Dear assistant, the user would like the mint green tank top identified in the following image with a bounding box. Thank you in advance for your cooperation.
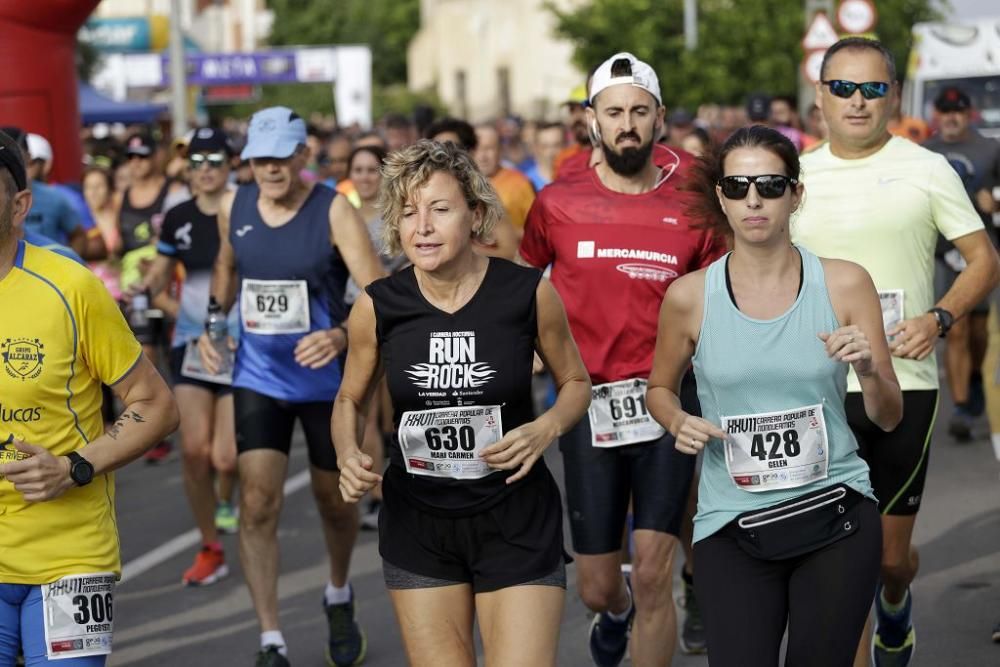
[691,246,874,542]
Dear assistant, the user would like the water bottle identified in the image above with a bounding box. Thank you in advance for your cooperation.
[129,291,150,330]
[205,297,230,374]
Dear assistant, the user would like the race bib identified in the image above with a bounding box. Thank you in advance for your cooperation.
[721,404,828,492]
[42,572,115,660]
[588,379,666,448]
[879,289,904,341]
[240,279,310,335]
[397,405,503,480]
[180,341,233,385]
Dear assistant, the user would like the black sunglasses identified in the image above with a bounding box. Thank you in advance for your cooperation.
[719,175,798,200]
[189,152,227,169]
[822,80,891,100]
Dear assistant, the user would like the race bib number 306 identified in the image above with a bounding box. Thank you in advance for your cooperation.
[721,404,829,492]
[588,379,666,448]
[398,405,503,480]
[241,279,310,335]
[42,572,115,660]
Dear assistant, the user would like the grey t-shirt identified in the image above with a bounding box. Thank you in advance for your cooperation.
[923,128,1000,254]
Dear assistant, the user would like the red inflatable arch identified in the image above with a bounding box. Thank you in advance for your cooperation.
[0,0,101,184]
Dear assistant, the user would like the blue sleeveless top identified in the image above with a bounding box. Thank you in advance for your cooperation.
[691,246,874,542]
[230,183,349,402]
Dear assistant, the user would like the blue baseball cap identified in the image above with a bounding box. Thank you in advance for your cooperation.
[241,106,307,160]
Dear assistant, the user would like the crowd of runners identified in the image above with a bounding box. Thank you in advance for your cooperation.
[1,35,1000,667]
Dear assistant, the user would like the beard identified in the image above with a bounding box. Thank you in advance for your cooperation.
[601,133,655,177]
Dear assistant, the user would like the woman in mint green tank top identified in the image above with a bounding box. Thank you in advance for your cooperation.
[646,126,902,667]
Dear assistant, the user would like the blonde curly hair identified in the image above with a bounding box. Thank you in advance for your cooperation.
[377,139,503,256]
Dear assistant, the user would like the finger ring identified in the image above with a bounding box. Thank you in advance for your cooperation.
[848,335,854,343]
[691,437,698,447]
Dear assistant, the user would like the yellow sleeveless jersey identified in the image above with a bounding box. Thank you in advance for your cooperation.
[1,241,142,584]
[793,137,984,393]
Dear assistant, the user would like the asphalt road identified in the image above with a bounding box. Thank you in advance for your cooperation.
[105,400,1000,667]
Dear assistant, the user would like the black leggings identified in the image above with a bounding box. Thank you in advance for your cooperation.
[694,501,881,667]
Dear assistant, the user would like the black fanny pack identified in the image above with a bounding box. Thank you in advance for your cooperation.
[726,483,869,561]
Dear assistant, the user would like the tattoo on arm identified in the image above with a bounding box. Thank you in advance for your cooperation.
[106,411,144,439]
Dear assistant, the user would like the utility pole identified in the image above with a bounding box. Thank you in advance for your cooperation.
[684,0,698,51]
[800,0,834,117]
[169,0,188,138]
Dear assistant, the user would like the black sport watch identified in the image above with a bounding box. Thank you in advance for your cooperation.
[928,307,954,338]
[66,451,94,486]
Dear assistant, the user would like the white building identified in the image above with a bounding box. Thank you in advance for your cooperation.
[408,0,587,121]
[91,0,273,52]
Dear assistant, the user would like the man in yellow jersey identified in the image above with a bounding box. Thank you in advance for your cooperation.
[793,38,1000,667]
[0,130,179,666]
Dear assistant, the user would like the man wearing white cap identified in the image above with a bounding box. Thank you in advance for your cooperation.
[198,106,384,667]
[521,53,725,667]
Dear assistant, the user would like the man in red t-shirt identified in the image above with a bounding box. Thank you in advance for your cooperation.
[520,52,724,667]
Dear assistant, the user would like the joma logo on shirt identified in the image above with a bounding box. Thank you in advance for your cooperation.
[1,338,45,381]
[405,331,496,390]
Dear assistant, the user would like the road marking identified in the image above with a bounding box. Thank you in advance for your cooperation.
[119,468,313,584]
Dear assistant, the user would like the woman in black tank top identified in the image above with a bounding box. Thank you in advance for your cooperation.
[333,141,590,667]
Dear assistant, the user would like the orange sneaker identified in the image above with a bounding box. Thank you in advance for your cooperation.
[182,545,229,586]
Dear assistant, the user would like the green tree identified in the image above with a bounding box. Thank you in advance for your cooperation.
[268,0,419,87]
[549,0,941,110]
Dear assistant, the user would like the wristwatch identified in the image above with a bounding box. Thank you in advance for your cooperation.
[66,451,94,486]
[928,307,955,338]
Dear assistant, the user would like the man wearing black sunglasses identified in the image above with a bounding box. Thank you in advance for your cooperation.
[794,37,1000,667]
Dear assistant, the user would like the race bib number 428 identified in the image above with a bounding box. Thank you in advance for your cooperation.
[42,572,115,660]
[721,404,829,492]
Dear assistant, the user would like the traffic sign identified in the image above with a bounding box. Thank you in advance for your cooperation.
[801,48,827,84]
[838,0,877,35]
[802,12,838,51]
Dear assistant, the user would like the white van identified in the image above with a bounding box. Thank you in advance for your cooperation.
[903,18,1000,138]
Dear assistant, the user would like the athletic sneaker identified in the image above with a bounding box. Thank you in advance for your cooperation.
[588,576,634,667]
[255,646,290,667]
[678,574,706,654]
[991,621,1000,643]
[873,585,915,667]
[359,499,380,531]
[144,440,173,464]
[324,588,367,666]
[182,545,229,586]
[948,407,973,442]
[215,502,239,534]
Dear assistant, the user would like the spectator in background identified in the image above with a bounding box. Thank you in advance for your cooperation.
[554,83,594,179]
[666,108,696,148]
[26,132,106,261]
[524,121,566,191]
[474,123,536,239]
[383,113,416,152]
[425,117,479,151]
[748,93,803,151]
[772,95,820,150]
[82,165,123,300]
[320,132,352,187]
[355,131,387,150]
[680,126,712,158]
[498,115,535,172]
[923,86,1000,441]
[889,104,930,143]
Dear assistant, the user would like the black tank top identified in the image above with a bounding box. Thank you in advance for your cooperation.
[120,180,171,254]
[367,257,544,516]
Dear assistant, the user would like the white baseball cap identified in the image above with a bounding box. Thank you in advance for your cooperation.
[589,52,662,106]
[27,133,53,164]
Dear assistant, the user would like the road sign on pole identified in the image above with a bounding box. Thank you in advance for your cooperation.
[802,12,838,51]
[837,0,877,34]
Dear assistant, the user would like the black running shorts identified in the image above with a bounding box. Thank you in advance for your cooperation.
[233,387,339,470]
[378,467,568,594]
[845,390,938,515]
[558,373,699,554]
